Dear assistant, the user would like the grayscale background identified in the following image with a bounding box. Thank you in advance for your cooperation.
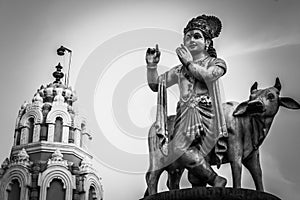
[0,0,300,199]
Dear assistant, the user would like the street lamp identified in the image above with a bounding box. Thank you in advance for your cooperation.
[57,46,72,87]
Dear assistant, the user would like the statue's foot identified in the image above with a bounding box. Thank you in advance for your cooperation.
[213,176,227,187]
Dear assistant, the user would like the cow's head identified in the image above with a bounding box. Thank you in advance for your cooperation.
[233,78,300,117]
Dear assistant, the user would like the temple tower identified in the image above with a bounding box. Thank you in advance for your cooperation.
[0,61,103,200]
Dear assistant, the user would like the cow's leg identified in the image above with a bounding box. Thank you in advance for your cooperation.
[167,167,184,190]
[243,150,264,191]
[230,157,242,188]
[228,138,243,188]
[144,169,164,196]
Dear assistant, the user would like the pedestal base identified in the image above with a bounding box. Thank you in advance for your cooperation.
[141,187,281,200]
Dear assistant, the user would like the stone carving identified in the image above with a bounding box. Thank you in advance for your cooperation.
[47,149,68,168]
[144,14,299,200]
[144,78,300,196]
[145,14,228,195]
[10,148,32,168]
[0,158,9,177]
[79,156,93,172]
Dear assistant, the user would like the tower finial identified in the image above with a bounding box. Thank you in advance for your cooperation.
[52,62,64,84]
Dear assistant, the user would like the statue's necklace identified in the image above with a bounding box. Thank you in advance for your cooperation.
[194,56,209,65]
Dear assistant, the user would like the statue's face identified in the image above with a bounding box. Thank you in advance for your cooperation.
[183,29,207,54]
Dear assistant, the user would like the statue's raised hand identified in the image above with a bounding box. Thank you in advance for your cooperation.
[146,44,161,67]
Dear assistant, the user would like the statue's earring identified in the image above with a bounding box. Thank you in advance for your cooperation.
[205,40,211,50]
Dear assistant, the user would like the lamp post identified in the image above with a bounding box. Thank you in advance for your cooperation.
[56,46,72,87]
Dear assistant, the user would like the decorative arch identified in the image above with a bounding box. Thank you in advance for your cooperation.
[19,109,43,144]
[46,109,72,143]
[19,108,43,127]
[38,166,76,200]
[84,173,103,200]
[15,107,26,130]
[0,166,32,200]
[46,110,71,126]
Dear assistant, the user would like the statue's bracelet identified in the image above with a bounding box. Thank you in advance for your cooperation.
[147,63,158,69]
[186,61,194,67]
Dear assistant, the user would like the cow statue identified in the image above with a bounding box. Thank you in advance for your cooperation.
[145,77,300,196]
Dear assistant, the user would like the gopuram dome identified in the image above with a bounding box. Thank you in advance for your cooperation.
[0,58,103,200]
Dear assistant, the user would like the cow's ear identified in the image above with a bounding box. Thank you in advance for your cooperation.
[274,77,281,92]
[280,97,300,109]
[250,82,258,93]
[233,101,249,116]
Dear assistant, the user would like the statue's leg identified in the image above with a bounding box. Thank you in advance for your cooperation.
[145,169,164,196]
[179,147,227,187]
[167,167,184,190]
[188,159,227,187]
[187,170,207,187]
[242,150,264,191]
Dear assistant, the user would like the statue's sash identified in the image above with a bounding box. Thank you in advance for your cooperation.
[154,74,168,156]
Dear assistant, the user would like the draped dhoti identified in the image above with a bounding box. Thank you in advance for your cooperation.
[171,94,218,164]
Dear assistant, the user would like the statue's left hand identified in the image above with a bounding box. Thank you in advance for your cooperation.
[176,44,193,66]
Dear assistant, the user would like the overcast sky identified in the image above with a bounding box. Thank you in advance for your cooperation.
[1,0,300,200]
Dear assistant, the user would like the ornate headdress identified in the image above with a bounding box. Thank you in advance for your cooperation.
[184,15,222,39]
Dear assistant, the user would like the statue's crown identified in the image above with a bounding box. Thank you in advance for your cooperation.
[184,15,222,39]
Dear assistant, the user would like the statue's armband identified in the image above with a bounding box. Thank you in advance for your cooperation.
[212,66,224,79]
